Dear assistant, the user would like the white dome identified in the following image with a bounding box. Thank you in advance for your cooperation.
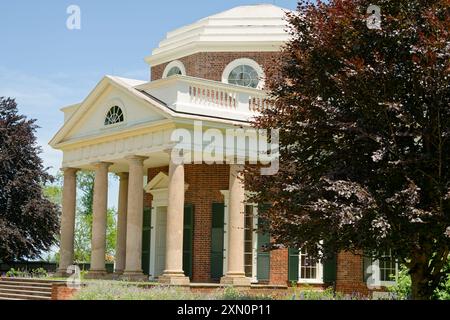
[145,4,292,66]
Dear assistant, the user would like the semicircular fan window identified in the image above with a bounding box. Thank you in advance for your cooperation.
[104,106,124,126]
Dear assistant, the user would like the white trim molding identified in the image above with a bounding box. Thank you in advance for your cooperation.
[162,60,186,78]
[297,249,324,284]
[221,58,265,89]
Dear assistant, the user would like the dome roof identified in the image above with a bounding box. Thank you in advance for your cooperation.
[145,4,292,66]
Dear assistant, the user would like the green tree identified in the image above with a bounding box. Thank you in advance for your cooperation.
[245,0,450,300]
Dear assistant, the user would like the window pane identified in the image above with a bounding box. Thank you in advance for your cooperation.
[167,67,182,77]
[228,65,259,88]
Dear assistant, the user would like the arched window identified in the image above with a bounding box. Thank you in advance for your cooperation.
[222,58,264,89]
[163,60,186,78]
[104,106,124,126]
[166,66,182,77]
[227,65,260,88]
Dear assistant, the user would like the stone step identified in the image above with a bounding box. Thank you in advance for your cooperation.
[0,278,64,288]
[0,280,54,288]
[0,296,24,300]
[0,277,63,284]
[0,287,51,297]
[0,284,52,293]
[0,292,51,300]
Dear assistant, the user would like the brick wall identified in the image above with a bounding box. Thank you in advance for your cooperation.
[269,248,289,286]
[151,52,280,82]
[51,283,80,300]
[335,251,369,296]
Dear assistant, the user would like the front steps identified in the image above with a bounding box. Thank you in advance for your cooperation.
[0,277,64,300]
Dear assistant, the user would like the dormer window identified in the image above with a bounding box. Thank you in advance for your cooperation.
[222,58,265,89]
[163,60,186,78]
[104,106,124,126]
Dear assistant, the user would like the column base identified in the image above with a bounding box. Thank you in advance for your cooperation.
[85,270,108,279]
[220,273,251,287]
[120,271,148,282]
[159,271,190,286]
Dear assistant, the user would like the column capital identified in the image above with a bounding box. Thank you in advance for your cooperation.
[91,161,113,169]
[125,155,148,164]
[61,167,79,175]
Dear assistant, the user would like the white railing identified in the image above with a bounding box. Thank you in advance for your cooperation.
[136,75,273,122]
[189,84,237,109]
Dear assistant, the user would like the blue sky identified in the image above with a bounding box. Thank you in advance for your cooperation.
[0,0,297,208]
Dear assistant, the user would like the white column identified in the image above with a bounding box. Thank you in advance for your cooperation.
[159,153,190,285]
[88,162,112,277]
[56,167,78,276]
[221,164,251,286]
[115,172,129,274]
[122,156,147,280]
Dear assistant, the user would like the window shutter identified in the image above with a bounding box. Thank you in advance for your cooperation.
[183,204,194,279]
[141,207,152,275]
[256,204,271,281]
[211,203,225,280]
[288,248,299,282]
[322,243,337,284]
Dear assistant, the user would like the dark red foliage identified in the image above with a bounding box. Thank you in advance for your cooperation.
[245,0,450,299]
[0,97,60,261]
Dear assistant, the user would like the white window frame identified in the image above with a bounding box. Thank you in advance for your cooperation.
[102,98,126,128]
[298,248,324,284]
[162,60,186,78]
[367,255,399,287]
[221,58,265,89]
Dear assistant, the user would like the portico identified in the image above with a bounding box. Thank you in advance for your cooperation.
[50,4,286,286]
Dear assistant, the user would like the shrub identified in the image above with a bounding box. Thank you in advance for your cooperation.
[289,287,368,300]
[31,268,48,278]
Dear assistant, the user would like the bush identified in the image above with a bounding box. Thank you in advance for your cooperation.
[5,268,27,278]
[31,267,48,278]
[5,267,48,278]
[289,286,368,300]
[74,282,202,300]
[73,282,273,300]
[389,262,450,300]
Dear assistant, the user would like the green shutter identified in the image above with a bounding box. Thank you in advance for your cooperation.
[256,205,271,282]
[141,207,152,275]
[322,242,337,284]
[288,248,299,282]
[211,203,225,280]
[323,255,337,284]
[183,204,194,279]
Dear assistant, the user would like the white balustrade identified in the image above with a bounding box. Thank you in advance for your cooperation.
[136,75,273,121]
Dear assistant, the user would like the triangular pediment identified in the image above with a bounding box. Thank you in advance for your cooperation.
[49,76,177,148]
[145,172,189,194]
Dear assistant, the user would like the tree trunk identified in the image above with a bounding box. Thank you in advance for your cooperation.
[409,258,435,300]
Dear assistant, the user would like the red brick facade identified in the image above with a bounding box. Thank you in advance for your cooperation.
[144,164,372,295]
[335,251,369,295]
[151,51,280,82]
[269,248,289,286]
